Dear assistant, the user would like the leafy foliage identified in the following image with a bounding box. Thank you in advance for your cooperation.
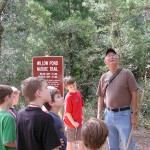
[0,0,149,122]
[35,0,90,20]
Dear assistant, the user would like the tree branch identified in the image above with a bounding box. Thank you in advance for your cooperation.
[0,0,8,16]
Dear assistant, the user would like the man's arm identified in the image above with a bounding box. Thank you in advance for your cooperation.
[131,90,138,128]
[66,113,79,128]
[97,96,105,119]
[4,142,16,148]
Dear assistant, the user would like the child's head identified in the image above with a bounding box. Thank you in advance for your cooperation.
[0,84,13,105]
[63,76,77,93]
[21,77,50,102]
[82,118,109,150]
[11,86,20,106]
[44,86,64,111]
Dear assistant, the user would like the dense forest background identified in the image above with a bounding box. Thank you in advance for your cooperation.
[0,0,149,126]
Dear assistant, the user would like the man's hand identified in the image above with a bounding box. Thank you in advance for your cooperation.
[97,113,101,119]
[97,110,103,120]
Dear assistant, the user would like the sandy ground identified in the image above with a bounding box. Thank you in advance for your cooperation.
[72,127,150,150]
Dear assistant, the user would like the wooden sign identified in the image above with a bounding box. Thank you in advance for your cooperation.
[32,56,64,97]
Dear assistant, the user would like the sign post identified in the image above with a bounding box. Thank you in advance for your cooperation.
[32,56,64,97]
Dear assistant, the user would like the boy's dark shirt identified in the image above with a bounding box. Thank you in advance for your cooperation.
[16,107,61,150]
[9,107,17,121]
[49,112,67,150]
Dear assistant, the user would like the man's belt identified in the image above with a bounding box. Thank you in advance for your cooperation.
[107,107,130,112]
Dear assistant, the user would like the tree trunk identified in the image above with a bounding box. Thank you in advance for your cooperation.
[68,31,74,74]
[0,0,8,56]
[0,24,4,56]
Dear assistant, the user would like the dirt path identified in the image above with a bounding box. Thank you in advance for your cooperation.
[134,127,150,150]
[102,127,150,150]
[73,127,150,150]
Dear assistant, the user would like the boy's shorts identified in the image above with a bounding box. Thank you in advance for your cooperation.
[65,125,82,142]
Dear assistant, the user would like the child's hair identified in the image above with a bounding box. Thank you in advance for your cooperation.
[0,85,13,104]
[44,86,60,111]
[11,86,20,95]
[63,76,75,87]
[82,118,109,150]
[21,77,45,101]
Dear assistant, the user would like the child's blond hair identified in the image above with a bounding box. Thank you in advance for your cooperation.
[11,86,20,95]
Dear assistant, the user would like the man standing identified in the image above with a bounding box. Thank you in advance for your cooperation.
[96,48,138,150]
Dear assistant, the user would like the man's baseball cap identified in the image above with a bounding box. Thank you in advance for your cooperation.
[105,48,117,56]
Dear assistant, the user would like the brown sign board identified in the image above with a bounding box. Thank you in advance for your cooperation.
[32,56,64,97]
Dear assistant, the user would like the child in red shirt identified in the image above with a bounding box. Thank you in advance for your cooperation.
[63,76,84,150]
